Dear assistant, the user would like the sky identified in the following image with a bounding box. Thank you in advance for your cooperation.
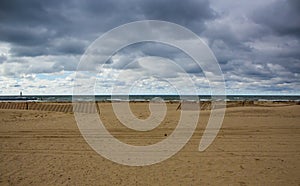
[0,0,299,95]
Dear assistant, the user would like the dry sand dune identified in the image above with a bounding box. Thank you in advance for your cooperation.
[0,103,299,185]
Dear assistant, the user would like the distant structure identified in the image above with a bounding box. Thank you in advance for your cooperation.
[20,91,23,97]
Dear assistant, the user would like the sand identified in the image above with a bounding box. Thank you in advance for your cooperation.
[0,102,299,185]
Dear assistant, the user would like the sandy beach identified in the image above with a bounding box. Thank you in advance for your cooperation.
[0,102,299,185]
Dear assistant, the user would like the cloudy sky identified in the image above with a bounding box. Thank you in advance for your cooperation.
[0,0,299,95]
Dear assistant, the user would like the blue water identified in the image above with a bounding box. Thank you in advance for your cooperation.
[0,95,299,102]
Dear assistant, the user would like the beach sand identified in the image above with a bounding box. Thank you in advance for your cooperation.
[0,102,299,185]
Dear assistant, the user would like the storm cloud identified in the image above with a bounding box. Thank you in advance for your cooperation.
[0,0,299,94]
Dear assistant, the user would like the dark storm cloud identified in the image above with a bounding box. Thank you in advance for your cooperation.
[0,0,68,46]
[9,37,87,57]
[0,0,215,57]
[251,0,300,37]
[139,0,216,31]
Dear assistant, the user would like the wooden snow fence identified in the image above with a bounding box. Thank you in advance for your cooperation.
[0,102,100,114]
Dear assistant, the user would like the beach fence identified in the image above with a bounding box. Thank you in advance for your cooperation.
[175,100,260,111]
[0,102,100,113]
[176,101,227,111]
[0,100,297,113]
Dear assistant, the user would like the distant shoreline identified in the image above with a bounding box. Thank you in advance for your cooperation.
[0,95,299,102]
